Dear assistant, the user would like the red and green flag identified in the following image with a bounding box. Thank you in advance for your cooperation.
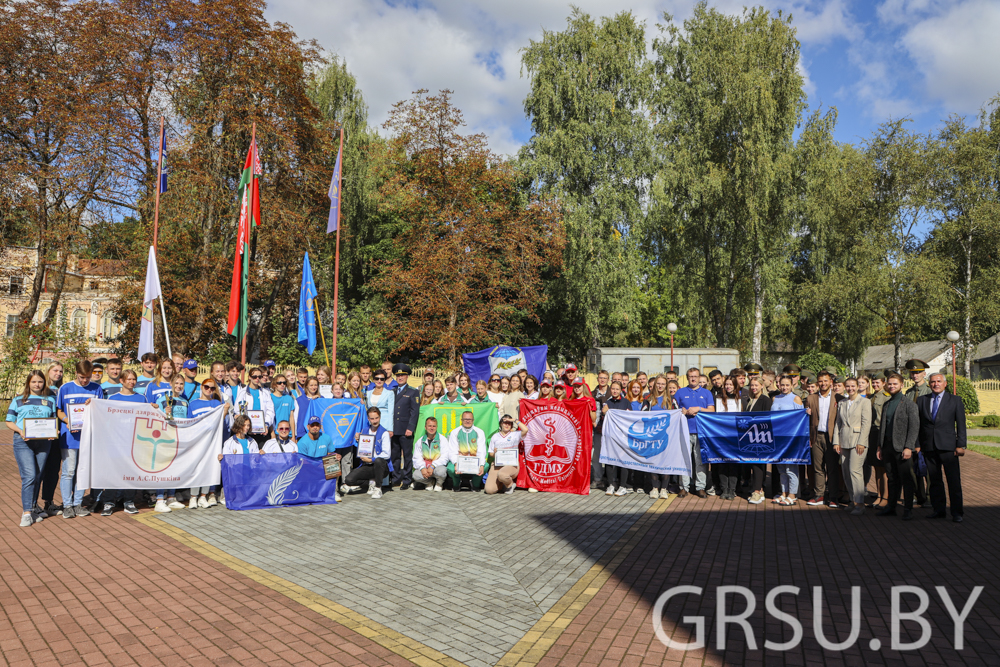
[227,138,262,341]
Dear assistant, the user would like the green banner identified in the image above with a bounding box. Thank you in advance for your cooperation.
[413,402,498,444]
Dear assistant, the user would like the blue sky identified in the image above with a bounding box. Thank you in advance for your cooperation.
[267,0,1000,155]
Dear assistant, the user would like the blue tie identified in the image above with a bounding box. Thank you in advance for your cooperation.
[932,394,940,420]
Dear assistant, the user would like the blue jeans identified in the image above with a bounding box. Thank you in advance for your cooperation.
[60,448,85,507]
[13,435,51,511]
[680,433,707,491]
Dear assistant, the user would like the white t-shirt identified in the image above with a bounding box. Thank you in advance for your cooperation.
[715,398,740,413]
[262,438,298,454]
[817,392,832,432]
[489,430,522,455]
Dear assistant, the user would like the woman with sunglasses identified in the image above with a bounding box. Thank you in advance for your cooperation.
[236,367,275,448]
[486,376,504,408]
[365,371,395,438]
[294,376,321,439]
[269,374,295,437]
[188,379,230,508]
[485,414,528,494]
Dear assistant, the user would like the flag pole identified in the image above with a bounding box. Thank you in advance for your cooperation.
[152,116,164,251]
[331,127,344,372]
[314,294,331,368]
[240,121,256,376]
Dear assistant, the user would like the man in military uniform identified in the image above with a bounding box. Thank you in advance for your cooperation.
[784,364,807,400]
[866,371,892,507]
[902,359,930,506]
[390,363,421,490]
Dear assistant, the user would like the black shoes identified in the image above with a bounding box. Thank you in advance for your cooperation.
[876,507,896,516]
[926,512,946,519]
[953,515,964,523]
[902,509,912,521]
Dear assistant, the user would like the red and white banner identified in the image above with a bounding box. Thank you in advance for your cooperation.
[517,399,593,495]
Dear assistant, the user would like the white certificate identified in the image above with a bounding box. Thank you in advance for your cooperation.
[319,384,334,398]
[495,449,518,467]
[24,418,58,439]
[247,410,267,434]
[457,455,479,475]
[69,404,87,430]
[358,434,375,458]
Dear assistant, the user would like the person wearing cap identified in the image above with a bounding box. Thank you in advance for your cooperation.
[903,360,931,506]
[805,370,842,507]
[390,363,421,490]
[916,373,967,522]
[260,360,276,390]
[562,363,591,397]
[552,380,568,400]
[422,369,435,386]
[180,359,200,400]
[876,373,920,519]
[446,411,487,492]
[486,415,528,494]
[235,367,275,447]
[537,378,554,400]
[411,416,448,491]
[782,364,807,400]
[434,375,467,405]
[297,416,332,458]
[832,376,847,399]
[805,374,818,395]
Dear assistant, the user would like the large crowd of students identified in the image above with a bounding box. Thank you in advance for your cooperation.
[5,353,967,526]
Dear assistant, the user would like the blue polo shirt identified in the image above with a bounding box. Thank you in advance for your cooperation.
[101,380,123,397]
[134,374,156,393]
[109,392,148,404]
[298,433,333,459]
[57,381,105,449]
[6,394,57,432]
[673,387,714,420]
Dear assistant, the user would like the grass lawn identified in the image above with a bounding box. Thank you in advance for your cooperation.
[967,435,1000,444]
[969,445,1000,461]
[968,415,1000,428]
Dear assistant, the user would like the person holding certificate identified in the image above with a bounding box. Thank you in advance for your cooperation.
[235,367,275,447]
[485,414,527,495]
[56,360,105,518]
[343,407,391,499]
[411,416,448,491]
[446,411,487,492]
[5,371,58,527]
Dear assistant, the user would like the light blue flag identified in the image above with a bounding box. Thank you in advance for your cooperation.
[297,252,318,354]
[327,144,341,233]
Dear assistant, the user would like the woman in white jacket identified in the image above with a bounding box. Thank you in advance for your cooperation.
[235,368,275,447]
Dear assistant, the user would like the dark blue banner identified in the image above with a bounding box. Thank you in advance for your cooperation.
[304,397,368,449]
[462,345,548,384]
[221,454,339,510]
[696,410,811,464]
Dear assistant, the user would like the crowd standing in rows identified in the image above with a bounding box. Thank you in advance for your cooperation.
[5,354,966,525]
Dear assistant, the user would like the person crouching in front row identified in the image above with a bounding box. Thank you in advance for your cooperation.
[411,416,448,491]
[343,407,391,499]
[485,414,527,495]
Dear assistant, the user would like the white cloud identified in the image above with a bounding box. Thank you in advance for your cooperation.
[265,0,902,155]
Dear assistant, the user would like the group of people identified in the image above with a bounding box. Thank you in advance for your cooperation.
[5,353,968,526]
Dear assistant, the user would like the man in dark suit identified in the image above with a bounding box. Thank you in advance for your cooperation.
[876,373,921,520]
[916,373,967,522]
[390,363,421,490]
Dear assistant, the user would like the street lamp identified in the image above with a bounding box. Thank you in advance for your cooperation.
[947,331,960,394]
[667,323,677,377]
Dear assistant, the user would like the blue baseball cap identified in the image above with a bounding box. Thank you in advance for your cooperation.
[307,415,322,426]
[182,359,198,370]
[263,359,276,368]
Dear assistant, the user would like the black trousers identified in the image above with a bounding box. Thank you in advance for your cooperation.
[39,445,61,504]
[606,465,623,487]
[883,448,915,510]
[749,463,766,493]
[344,459,389,488]
[923,449,963,517]
[390,434,413,485]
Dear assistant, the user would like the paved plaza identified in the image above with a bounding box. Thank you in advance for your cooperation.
[2,430,1000,667]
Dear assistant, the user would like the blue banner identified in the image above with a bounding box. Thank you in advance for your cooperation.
[221,454,339,510]
[462,345,548,384]
[297,252,319,354]
[696,410,811,464]
[304,397,368,449]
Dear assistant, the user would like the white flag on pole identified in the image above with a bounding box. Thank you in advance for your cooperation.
[138,245,162,358]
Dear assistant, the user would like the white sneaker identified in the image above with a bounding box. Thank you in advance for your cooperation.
[649,488,660,500]
[154,500,171,513]
[605,486,615,496]
[19,513,33,527]
[206,493,218,507]
[167,499,184,509]
[614,487,627,497]
[624,488,635,494]
[334,494,343,502]
[707,487,717,496]
[434,483,443,492]
[219,495,226,506]
[198,496,210,509]
[188,497,198,509]
[505,484,515,495]
[371,488,383,499]
[347,485,361,493]
[367,481,376,495]
[528,487,539,493]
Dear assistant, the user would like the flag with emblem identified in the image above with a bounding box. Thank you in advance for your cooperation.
[157,128,168,194]
[227,137,263,341]
[327,141,342,233]
[297,252,318,354]
[138,246,163,357]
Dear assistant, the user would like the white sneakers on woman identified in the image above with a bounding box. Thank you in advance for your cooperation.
[154,499,171,513]
[188,497,198,509]
[649,488,660,499]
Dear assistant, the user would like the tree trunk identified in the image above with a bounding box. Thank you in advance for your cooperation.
[246,264,288,361]
[963,232,972,377]
[750,241,763,364]
[42,251,70,328]
[720,240,739,348]
[19,190,50,323]
[448,302,458,368]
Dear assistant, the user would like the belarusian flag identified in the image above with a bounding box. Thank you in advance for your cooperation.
[227,138,262,341]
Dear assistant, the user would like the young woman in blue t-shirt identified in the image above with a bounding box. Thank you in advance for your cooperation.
[5,371,58,526]
[144,358,176,404]
[187,380,229,508]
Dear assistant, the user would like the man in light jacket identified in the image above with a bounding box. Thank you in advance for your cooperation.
[876,373,920,520]
[411,416,448,491]
[833,378,871,516]
[446,411,487,492]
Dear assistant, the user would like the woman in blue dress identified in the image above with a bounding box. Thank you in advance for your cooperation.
[5,371,58,527]
[772,375,805,506]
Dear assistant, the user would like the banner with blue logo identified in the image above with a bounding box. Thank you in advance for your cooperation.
[600,409,692,475]
[304,397,369,450]
[462,345,548,384]
[221,454,339,510]
[696,410,811,464]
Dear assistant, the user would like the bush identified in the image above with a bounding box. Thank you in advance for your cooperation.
[795,350,846,378]
[943,374,979,415]
[983,414,1000,428]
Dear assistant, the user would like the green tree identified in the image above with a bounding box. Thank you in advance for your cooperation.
[650,3,805,362]
[519,8,653,358]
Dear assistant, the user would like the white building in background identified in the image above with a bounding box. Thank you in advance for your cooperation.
[0,247,128,360]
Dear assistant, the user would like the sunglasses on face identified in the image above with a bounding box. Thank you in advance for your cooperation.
[276,381,287,386]
[203,384,216,389]
[375,377,385,382]
[278,427,290,432]
[250,374,261,379]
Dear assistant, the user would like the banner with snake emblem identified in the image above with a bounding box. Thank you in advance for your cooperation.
[517,399,592,494]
